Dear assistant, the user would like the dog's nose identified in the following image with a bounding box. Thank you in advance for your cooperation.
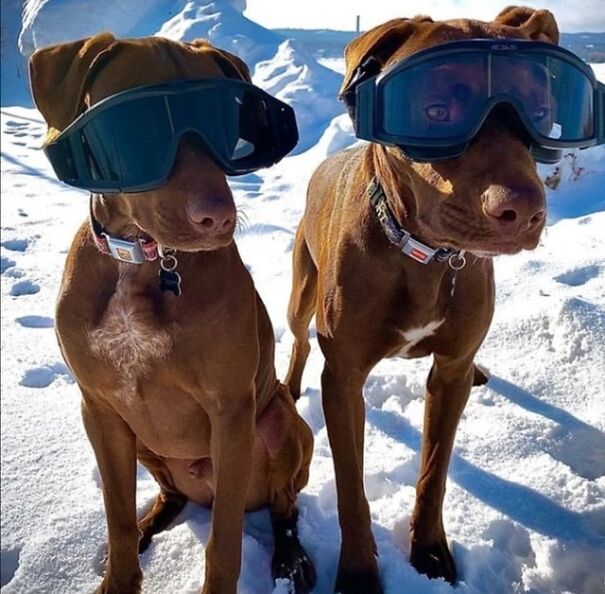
[186,199,236,235]
[482,185,545,233]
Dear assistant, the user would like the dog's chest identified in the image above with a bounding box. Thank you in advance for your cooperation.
[89,275,173,381]
[392,318,445,358]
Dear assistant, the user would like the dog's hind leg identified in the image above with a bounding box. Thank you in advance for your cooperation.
[285,222,318,400]
[137,492,187,553]
[410,354,475,584]
[259,385,316,594]
[136,443,187,553]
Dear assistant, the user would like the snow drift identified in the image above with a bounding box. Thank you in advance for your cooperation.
[15,0,343,152]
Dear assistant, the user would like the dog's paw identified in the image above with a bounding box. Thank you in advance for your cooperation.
[272,535,316,594]
[410,539,457,584]
[94,569,143,594]
[472,363,490,386]
[334,567,384,594]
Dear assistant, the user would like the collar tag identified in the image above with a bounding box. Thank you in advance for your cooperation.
[104,234,147,264]
[401,237,436,264]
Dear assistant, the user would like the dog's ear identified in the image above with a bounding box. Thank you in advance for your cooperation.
[188,39,252,82]
[495,6,559,44]
[29,32,117,135]
[339,18,419,100]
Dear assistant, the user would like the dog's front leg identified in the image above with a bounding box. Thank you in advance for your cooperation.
[203,393,255,594]
[81,392,141,594]
[321,362,383,594]
[410,353,475,584]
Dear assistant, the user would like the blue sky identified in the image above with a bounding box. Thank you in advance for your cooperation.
[245,1,605,33]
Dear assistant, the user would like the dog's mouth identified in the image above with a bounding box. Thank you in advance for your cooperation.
[168,229,235,252]
[427,231,542,258]
[140,223,236,253]
[418,212,544,258]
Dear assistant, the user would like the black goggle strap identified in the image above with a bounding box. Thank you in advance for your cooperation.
[340,56,382,124]
[265,100,298,164]
[598,82,605,146]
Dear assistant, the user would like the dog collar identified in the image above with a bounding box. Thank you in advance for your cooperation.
[367,178,461,265]
[89,201,158,264]
[88,197,182,296]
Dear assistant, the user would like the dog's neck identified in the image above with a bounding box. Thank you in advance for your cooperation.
[370,145,423,235]
[90,193,148,241]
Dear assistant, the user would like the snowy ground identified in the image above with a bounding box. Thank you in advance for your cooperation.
[2,96,605,593]
[2,1,605,592]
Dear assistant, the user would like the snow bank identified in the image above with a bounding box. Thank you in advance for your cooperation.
[12,0,344,153]
[157,0,282,65]
[253,41,343,151]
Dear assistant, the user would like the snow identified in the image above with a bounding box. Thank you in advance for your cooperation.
[14,0,342,153]
[2,4,605,594]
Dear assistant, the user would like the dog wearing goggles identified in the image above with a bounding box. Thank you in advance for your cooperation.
[30,33,315,594]
[285,6,582,593]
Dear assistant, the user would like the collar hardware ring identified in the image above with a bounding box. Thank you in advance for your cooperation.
[158,246,182,296]
[159,246,178,272]
[448,251,467,271]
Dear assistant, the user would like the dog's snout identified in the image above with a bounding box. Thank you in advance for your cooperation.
[186,198,236,235]
[482,185,545,233]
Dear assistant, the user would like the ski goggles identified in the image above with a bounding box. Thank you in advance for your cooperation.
[349,39,605,163]
[44,78,299,193]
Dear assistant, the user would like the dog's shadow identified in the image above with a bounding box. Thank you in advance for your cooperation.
[488,376,605,480]
[367,375,605,547]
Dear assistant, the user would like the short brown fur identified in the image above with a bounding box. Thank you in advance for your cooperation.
[30,34,315,594]
[286,7,556,592]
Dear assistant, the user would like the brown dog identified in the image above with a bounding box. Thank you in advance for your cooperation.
[29,34,315,594]
[286,6,555,593]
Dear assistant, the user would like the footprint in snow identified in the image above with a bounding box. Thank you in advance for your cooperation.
[1,256,16,274]
[1,238,29,252]
[554,264,602,287]
[16,315,54,328]
[20,362,73,388]
[10,280,40,296]
[4,268,24,279]
[4,120,29,129]
[0,545,21,588]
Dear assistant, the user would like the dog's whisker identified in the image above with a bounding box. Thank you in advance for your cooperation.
[235,209,250,236]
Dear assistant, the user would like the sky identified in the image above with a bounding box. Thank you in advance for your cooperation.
[245,0,605,33]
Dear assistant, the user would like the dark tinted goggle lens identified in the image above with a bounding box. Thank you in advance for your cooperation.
[380,52,594,144]
[45,82,297,192]
[79,95,173,188]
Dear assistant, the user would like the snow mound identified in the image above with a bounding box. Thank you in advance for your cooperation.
[540,147,605,222]
[19,0,171,55]
[253,41,343,151]
[157,0,281,65]
[12,0,345,153]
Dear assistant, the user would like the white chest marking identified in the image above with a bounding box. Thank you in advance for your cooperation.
[89,283,172,390]
[396,318,445,357]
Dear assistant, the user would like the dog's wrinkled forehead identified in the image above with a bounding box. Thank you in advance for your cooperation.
[339,5,559,97]
[29,33,251,138]
[87,37,250,103]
